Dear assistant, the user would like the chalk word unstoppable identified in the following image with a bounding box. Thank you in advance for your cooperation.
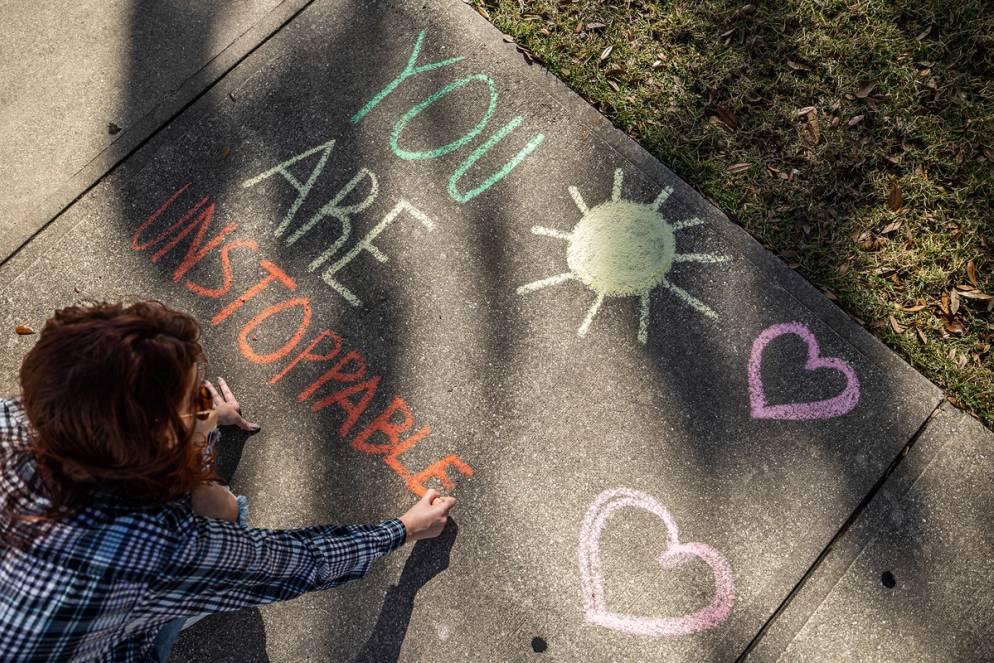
[239,29,545,308]
[748,322,860,421]
[130,183,474,497]
[578,488,735,638]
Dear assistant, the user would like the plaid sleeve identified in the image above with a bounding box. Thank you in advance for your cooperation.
[0,398,30,456]
[143,515,406,620]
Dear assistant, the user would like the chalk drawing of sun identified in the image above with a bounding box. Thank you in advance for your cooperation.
[517,168,729,344]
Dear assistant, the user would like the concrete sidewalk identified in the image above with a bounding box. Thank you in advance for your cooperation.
[1,1,991,660]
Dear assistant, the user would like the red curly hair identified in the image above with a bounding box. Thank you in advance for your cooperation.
[14,301,219,523]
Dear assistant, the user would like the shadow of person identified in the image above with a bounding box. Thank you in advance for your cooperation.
[352,519,460,663]
[211,427,259,484]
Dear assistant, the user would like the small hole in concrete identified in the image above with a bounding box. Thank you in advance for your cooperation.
[881,571,896,588]
[531,636,548,653]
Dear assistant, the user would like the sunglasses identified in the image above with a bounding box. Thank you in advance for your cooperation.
[185,384,215,421]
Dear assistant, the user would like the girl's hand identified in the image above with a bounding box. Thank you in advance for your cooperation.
[204,377,260,431]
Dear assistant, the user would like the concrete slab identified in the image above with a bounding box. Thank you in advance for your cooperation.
[0,0,945,660]
[0,0,313,262]
[767,403,994,662]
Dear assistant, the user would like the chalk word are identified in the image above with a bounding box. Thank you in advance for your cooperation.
[241,141,434,308]
[748,322,860,421]
[578,488,735,638]
[131,183,474,497]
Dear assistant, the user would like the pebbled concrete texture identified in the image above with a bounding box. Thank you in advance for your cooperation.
[774,403,994,662]
[0,0,308,262]
[0,0,964,661]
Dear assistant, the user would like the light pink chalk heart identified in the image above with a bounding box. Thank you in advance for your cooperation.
[578,488,735,638]
[748,322,860,421]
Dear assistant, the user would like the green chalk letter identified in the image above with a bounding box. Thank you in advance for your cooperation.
[448,116,545,203]
[351,30,464,124]
[241,139,336,237]
[390,74,498,161]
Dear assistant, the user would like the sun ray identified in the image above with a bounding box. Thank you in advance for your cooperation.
[611,169,624,202]
[671,216,705,231]
[578,293,605,337]
[531,226,573,241]
[660,279,718,319]
[569,186,588,215]
[673,253,730,264]
[652,186,674,211]
[517,272,578,295]
[638,293,651,344]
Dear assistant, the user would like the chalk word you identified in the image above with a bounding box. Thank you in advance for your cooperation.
[578,488,735,637]
[517,168,728,345]
[352,29,545,204]
[748,321,860,420]
[130,183,474,497]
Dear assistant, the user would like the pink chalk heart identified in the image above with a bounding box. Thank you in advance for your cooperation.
[748,322,860,421]
[578,488,735,638]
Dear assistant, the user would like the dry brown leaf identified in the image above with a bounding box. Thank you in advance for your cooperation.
[887,177,903,212]
[950,288,960,315]
[967,259,979,286]
[901,300,927,312]
[881,220,902,235]
[797,106,816,116]
[575,21,583,34]
[940,292,950,315]
[604,63,625,77]
[944,318,965,335]
[837,262,851,276]
[803,111,820,145]
[856,81,877,98]
[787,60,811,72]
[650,60,664,69]
[600,45,613,61]
[822,288,838,301]
[916,327,928,344]
[916,26,932,40]
[586,22,606,30]
[848,114,865,127]
[727,162,752,174]
[15,325,34,335]
[888,315,906,334]
[606,79,620,92]
[714,105,741,131]
[959,290,993,301]
[476,5,490,18]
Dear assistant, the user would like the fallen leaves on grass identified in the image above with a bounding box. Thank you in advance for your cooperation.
[856,81,877,98]
[889,315,906,334]
[887,177,903,212]
[600,45,613,61]
[727,162,752,174]
[967,259,979,287]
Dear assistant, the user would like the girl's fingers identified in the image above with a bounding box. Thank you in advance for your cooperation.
[218,377,235,402]
[203,380,223,406]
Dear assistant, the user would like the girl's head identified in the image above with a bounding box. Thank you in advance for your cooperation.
[18,300,218,516]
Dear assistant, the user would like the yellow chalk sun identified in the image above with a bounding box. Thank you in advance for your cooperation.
[517,169,729,344]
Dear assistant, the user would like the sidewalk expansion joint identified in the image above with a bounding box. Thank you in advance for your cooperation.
[0,0,318,274]
[735,398,944,662]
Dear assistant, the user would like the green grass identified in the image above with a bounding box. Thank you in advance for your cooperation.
[476,0,994,425]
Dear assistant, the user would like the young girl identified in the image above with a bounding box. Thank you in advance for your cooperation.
[0,301,454,661]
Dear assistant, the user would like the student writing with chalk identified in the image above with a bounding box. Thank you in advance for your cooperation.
[0,300,455,661]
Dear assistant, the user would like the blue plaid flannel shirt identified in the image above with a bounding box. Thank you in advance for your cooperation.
[0,398,406,662]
